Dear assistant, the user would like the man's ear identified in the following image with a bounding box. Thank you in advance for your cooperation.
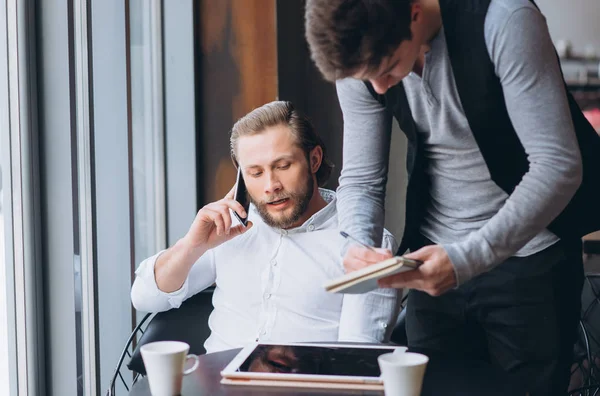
[309,146,323,174]
[411,2,422,23]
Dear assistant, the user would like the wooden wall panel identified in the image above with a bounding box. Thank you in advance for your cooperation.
[276,0,344,190]
[196,0,277,203]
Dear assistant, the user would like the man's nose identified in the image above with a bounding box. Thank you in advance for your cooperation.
[370,77,389,95]
[264,173,282,194]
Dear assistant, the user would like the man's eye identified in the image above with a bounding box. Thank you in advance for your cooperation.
[277,164,290,170]
[250,172,263,177]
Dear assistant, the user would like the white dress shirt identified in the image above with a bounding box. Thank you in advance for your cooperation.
[131,189,400,354]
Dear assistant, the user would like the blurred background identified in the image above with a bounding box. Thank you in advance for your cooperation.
[0,1,599,395]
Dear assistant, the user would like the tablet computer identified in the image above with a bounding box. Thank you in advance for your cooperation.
[221,342,405,390]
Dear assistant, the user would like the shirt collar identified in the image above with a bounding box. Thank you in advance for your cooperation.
[251,188,337,235]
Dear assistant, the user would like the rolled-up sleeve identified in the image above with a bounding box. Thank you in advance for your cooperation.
[130,249,217,313]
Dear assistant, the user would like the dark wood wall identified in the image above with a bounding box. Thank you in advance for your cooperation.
[195,0,278,204]
[194,0,343,207]
[276,0,344,189]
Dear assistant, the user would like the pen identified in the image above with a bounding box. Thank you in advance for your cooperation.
[339,231,377,252]
[340,231,424,266]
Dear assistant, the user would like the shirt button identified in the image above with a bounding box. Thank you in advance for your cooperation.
[264,293,272,300]
[280,229,288,235]
[308,224,315,231]
[380,322,388,329]
[270,259,277,266]
[262,330,267,335]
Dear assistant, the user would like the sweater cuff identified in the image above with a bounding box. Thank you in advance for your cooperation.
[443,235,497,287]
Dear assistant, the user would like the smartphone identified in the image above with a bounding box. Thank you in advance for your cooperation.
[233,168,250,227]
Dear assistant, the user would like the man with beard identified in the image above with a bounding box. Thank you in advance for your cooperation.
[131,101,400,354]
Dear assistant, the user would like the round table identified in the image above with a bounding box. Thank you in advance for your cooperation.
[129,348,526,396]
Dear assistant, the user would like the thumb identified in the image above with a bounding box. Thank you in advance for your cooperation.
[403,245,432,261]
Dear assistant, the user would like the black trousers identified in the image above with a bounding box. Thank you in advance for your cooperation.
[406,236,584,396]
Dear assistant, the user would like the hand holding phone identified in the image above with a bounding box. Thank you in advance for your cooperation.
[182,169,251,252]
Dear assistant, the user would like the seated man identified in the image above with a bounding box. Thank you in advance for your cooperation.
[131,101,400,353]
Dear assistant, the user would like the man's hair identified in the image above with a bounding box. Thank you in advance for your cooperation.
[230,101,334,187]
[305,0,414,81]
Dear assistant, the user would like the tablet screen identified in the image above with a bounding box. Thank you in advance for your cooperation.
[236,344,392,377]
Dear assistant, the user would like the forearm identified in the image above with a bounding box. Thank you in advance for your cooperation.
[446,6,583,284]
[444,164,580,283]
[337,170,387,249]
[154,236,207,293]
[336,78,392,250]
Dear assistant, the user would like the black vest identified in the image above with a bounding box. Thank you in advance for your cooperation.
[365,0,600,253]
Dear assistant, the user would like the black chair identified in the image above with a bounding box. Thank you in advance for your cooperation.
[106,288,214,395]
[571,272,600,395]
[584,238,600,255]
[106,313,152,396]
[568,241,600,396]
[389,292,409,346]
[390,305,408,346]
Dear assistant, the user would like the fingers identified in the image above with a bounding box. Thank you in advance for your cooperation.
[201,199,248,234]
[201,207,229,236]
[352,245,393,262]
[378,245,442,292]
[377,246,457,296]
[225,221,253,240]
[378,269,424,290]
[225,185,236,200]
[202,203,233,236]
[221,198,248,220]
[384,246,437,288]
[404,245,436,261]
[344,245,393,273]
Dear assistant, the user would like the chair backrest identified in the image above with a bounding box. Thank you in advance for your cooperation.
[389,306,408,346]
[569,253,600,394]
[127,288,214,375]
[583,232,600,255]
[106,313,152,396]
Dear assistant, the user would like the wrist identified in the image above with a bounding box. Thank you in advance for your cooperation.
[178,235,207,258]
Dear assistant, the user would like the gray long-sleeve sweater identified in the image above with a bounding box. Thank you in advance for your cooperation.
[335,0,582,285]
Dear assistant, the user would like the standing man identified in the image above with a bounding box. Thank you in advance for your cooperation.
[305,0,600,394]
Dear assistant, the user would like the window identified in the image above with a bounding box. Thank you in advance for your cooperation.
[129,0,166,268]
[0,146,10,396]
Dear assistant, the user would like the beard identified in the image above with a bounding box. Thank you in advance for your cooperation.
[250,169,314,229]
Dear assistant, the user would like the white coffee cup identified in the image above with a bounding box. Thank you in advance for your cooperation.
[140,341,199,396]
[378,351,429,396]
